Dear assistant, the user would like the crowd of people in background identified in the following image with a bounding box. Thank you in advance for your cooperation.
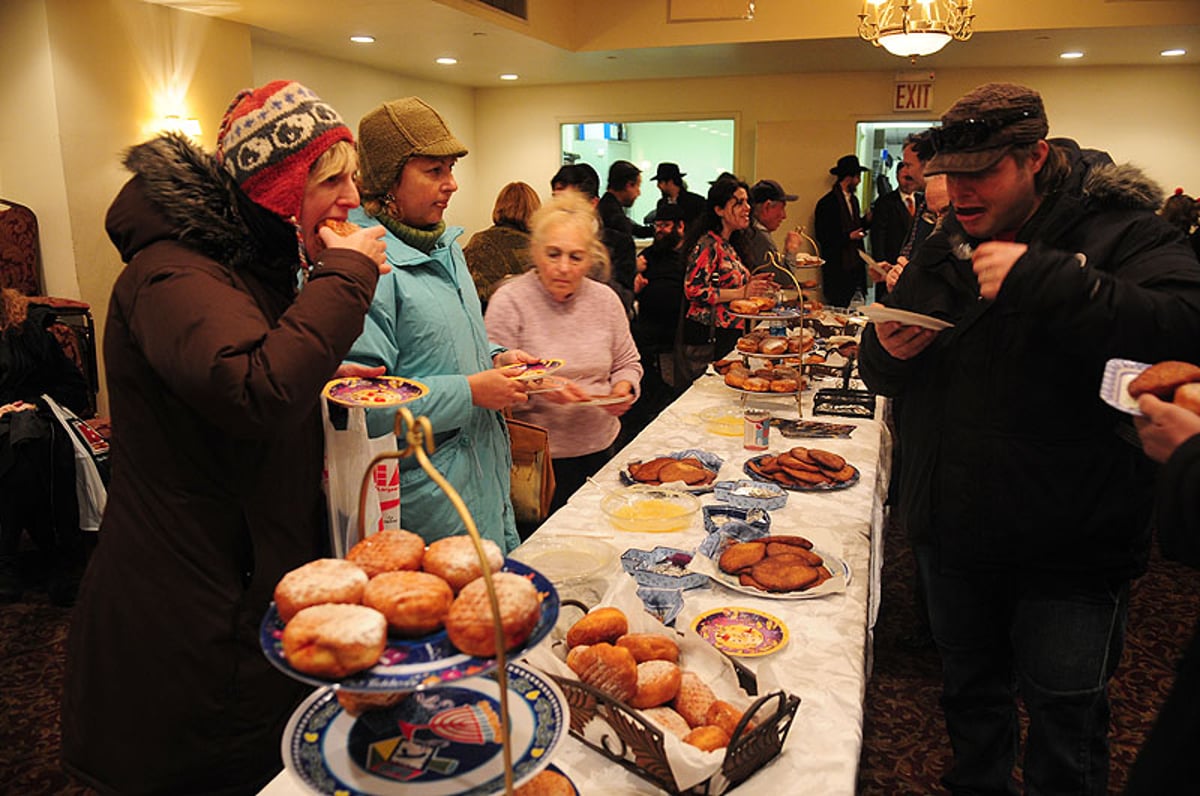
[34,76,1200,796]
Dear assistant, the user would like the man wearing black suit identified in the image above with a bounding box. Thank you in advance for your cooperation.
[870,139,926,293]
[648,162,706,228]
[814,154,870,307]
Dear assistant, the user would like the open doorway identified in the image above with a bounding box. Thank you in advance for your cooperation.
[855,120,933,208]
[560,119,735,225]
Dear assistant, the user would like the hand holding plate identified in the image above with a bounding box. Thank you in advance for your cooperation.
[494,348,540,369]
[597,381,636,416]
[540,379,589,405]
[1134,393,1200,463]
[469,367,528,410]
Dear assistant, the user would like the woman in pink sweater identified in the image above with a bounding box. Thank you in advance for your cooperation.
[486,191,642,516]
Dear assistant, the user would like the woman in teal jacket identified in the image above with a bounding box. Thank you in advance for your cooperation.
[346,97,530,553]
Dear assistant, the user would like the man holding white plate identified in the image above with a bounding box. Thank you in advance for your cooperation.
[859,82,1200,796]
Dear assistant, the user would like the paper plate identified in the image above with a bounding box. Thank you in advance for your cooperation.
[692,607,789,657]
[859,305,954,331]
[281,662,565,795]
[323,376,429,408]
[1100,358,1150,416]
[260,559,559,693]
[523,376,568,395]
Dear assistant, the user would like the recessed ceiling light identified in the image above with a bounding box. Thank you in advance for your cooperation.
[1161,48,1187,57]
[1059,51,1084,59]
[349,35,375,44]
[499,73,519,81]
[436,57,458,65]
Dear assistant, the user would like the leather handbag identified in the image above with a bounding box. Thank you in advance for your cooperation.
[505,413,556,524]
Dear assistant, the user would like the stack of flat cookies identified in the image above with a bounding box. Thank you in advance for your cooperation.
[746,447,856,488]
[627,456,716,487]
[717,535,833,593]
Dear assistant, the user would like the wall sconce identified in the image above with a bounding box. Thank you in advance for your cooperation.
[158,115,203,138]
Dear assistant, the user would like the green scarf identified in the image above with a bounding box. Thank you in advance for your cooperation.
[377,213,446,254]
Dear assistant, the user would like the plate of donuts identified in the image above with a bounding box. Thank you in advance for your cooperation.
[282,662,567,795]
[260,559,561,693]
[742,450,859,491]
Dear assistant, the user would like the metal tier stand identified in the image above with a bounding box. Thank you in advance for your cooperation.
[355,406,517,795]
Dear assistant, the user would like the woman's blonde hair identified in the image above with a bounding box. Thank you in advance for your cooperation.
[492,182,541,229]
[529,191,611,283]
[309,140,357,187]
[0,288,30,334]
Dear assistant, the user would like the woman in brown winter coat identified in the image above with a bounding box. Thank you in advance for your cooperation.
[61,81,387,795]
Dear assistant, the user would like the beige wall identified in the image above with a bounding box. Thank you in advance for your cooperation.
[1,0,254,414]
[474,64,1200,250]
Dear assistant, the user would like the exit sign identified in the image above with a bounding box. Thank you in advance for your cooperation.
[894,82,933,112]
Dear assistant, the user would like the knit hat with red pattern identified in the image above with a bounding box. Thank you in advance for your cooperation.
[215,80,353,220]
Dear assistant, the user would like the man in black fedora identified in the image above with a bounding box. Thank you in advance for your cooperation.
[650,162,705,228]
[814,154,871,307]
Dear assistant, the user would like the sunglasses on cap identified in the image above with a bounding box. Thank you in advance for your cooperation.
[930,109,1039,152]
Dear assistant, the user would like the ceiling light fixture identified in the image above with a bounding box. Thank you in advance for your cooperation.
[499,73,519,81]
[858,1,975,62]
[1161,49,1186,57]
[436,57,458,65]
[349,35,375,44]
[1059,51,1084,60]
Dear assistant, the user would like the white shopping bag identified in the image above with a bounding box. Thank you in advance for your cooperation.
[41,394,108,532]
[321,398,399,557]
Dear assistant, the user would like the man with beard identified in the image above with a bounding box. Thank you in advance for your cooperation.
[619,203,688,443]
[648,162,706,227]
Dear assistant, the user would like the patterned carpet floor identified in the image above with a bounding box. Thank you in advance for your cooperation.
[3,518,1197,795]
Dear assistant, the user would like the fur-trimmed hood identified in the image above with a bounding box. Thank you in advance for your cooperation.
[1051,137,1165,212]
[105,133,298,285]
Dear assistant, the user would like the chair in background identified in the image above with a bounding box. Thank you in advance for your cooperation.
[0,198,99,418]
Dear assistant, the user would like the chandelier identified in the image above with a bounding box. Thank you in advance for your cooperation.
[858,0,975,60]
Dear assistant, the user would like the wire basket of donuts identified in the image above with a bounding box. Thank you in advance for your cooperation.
[538,605,800,795]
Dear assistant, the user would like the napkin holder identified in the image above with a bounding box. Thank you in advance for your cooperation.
[712,480,788,511]
[812,357,876,419]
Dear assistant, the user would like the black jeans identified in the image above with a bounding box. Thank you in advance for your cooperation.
[916,545,1129,796]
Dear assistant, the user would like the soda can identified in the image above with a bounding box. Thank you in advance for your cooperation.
[743,408,771,450]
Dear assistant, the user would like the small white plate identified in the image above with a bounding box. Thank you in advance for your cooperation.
[1100,358,1150,416]
[860,305,955,331]
[573,394,633,407]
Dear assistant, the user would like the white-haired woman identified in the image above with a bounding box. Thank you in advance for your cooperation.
[486,191,643,519]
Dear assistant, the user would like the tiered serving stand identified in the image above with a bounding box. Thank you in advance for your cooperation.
[261,383,565,796]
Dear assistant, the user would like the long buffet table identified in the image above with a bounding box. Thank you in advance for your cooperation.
[263,367,891,795]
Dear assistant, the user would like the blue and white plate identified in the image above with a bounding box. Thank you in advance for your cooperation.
[282,662,566,795]
[702,505,771,536]
[260,560,559,693]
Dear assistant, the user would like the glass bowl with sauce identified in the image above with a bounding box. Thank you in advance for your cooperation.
[601,485,701,533]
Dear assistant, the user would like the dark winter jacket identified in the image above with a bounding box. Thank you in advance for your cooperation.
[860,139,1200,578]
[61,134,379,795]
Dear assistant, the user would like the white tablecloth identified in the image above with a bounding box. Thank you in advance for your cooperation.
[262,371,891,796]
